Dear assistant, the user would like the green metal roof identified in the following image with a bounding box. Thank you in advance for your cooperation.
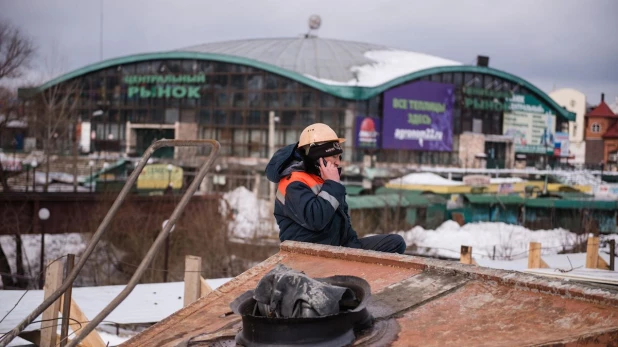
[465,194,525,205]
[32,52,575,122]
[345,185,365,196]
[525,198,618,210]
[81,159,128,184]
[347,193,433,210]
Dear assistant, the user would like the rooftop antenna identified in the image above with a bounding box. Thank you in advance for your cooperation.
[100,0,104,61]
[306,15,321,38]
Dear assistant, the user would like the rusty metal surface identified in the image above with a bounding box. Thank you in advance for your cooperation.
[123,242,618,347]
[392,281,618,347]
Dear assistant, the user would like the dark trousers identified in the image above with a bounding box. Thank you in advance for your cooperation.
[358,234,406,254]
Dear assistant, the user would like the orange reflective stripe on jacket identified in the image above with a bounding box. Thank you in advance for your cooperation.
[276,171,323,204]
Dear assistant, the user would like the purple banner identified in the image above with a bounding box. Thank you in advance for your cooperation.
[355,116,381,149]
[382,81,454,151]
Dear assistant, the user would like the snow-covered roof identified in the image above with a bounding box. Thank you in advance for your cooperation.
[0,280,231,334]
[181,37,461,87]
[388,172,463,186]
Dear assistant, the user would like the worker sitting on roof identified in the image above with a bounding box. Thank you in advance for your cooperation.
[265,123,406,254]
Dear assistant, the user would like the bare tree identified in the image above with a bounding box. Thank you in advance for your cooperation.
[0,87,21,191]
[0,21,34,80]
[0,21,35,191]
[25,79,81,192]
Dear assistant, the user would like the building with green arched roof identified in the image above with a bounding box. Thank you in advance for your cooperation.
[19,36,574,170]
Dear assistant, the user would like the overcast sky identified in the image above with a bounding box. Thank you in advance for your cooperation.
[2,0,617,104]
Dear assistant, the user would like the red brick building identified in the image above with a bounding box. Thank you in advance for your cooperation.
[585,94,618,168]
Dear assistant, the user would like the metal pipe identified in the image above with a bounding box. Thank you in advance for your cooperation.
[0,139,220,347]
[66,139,219,347]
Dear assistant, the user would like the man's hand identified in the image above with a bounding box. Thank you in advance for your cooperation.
[319,158,340,183]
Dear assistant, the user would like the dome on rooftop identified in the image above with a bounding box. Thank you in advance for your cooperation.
[179,37,462,87]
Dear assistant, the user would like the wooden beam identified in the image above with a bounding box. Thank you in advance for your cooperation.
[586,237,600,269]
[184,255,202,307]
[528,242,549,269]
[58,296,106,347]
[460,246,473,265]
[40,259,64,347]
[200,276,213,298]
[60,254,75,347]
[597,256,610,270]
[610,240,616,271]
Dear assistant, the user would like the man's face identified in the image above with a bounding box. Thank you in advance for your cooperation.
[323,154,342,167]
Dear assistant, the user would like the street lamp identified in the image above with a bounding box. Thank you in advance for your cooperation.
[166,164,173,186]
[88,160,95,193]
[162,219,176,283]
[102,162,110,192]
[31,160,38,192]
[38,207,50,288]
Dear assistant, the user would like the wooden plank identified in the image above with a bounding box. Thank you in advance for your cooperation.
[610,240,616,271]
[184,255,202,307]
[586,237,600,269]
[369,271,469,319]
[60,253,75,347]
[460,246,473,265]
[528,242,548,269]
[597,256,610,270]
[200,276,213,298]
[40,259,64,347]
[58,296,106,347]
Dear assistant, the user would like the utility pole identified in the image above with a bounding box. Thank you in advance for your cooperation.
[268,111,276,204]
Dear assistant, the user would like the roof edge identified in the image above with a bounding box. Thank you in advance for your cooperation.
[360,65,576,121]
[280,241,618,307]
[32,52,574,121]
[33,51,361,99]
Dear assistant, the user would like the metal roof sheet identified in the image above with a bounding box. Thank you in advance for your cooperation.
[181,37,453,85]
[0,279,231,334]
[525,198,618,210]
[464,194,526,205]
[347,193,434,210]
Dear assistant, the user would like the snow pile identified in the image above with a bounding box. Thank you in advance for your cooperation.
[554,170,602,187]
[400,221,577,260]
[354,50,461,87]
[0,233,87,282]
[305,49,461,87]
[221,186,277,239]
[389,172,463,186]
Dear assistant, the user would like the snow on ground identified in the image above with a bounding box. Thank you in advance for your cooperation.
[476,249,617,272]
[221,186,278,239]
[388,172,463,186]
[402,221,618,282]
[0,233,87,286]
[400,221,579,260]
[0,233,119,288]
[305,50,461,87]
